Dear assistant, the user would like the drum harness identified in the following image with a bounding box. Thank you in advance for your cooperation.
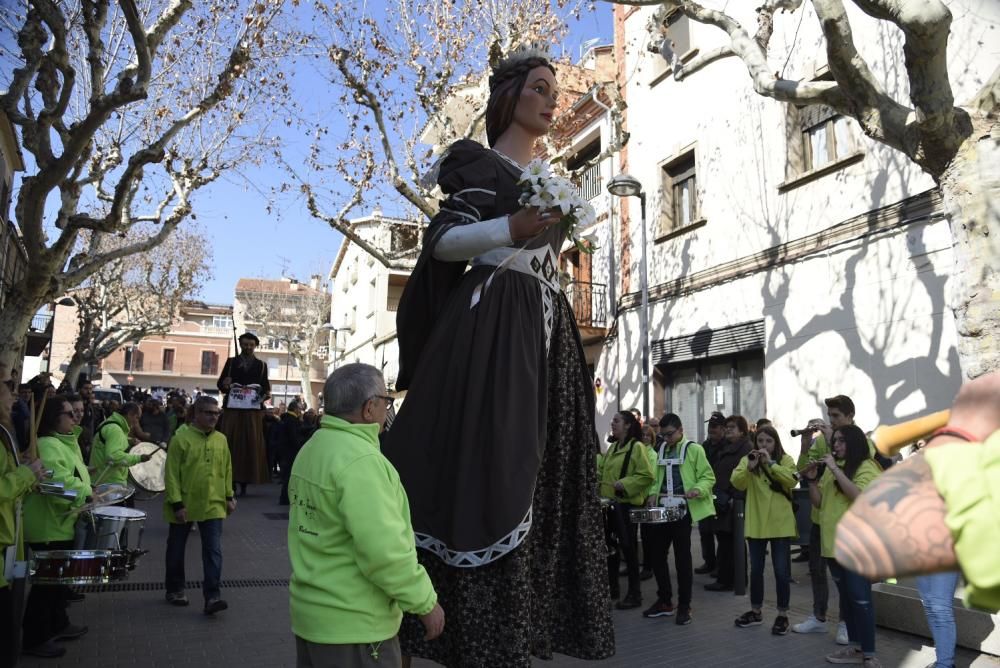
[656,439,691,511]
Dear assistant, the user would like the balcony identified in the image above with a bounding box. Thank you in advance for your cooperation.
[565,281,609,344]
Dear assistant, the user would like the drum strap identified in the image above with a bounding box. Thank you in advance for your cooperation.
[617,440,636,482]
[657,440,690,501]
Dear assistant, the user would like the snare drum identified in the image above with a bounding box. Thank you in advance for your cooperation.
[630,498,688,524]
[30,550,127,585]
[76,506,146,555]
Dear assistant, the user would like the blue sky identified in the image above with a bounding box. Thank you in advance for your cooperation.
[195,5,615,305]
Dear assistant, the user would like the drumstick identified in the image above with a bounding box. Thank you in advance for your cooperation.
[870,409,951,456]
[27,394,40,462]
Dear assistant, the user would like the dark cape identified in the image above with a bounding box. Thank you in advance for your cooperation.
[383,141,614,665]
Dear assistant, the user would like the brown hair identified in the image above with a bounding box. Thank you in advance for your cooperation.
[485,56,555,147]
[824,394,856,417]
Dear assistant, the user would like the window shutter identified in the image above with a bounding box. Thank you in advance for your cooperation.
[799,104,837,130]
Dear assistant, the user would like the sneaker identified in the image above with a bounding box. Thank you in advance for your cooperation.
[772,615,790,635]
[675,607,692,625]
[836,621,849,645]
[826,647,863,664]
[792,548,811,563]
[642,601,675,618]
[66,590,86,603]
[862,659,882,668]
[704,581,733,592]
[53,624,88,641]
[22,641,66,658]
[165,591,189,606]
[735,610,763,627]
[640,567,654,581]
[615,592,642,610]
[204,598,228,615]
[792,615,828,634]
[694,563,715,575]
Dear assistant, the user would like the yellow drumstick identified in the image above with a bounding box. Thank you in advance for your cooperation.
[870,409,950,456]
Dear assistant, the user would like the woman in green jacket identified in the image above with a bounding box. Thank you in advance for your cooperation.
[731,425,797,635]
[597,411,655,609]
[21,396,93,658]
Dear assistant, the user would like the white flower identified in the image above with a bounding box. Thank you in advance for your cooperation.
[549,180,578,215]
[520,159,551,185]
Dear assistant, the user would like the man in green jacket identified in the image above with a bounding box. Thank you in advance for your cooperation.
[640,413,716,625]
[163,395,235,614]
[288,363,443,668]
[90,402,150,490]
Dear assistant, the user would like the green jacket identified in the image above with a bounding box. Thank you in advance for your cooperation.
[597,438,655,506]
[1,430,36,587]
[288,415,436,644]
[817,458,880,558]
[798,432,876,523]
[91,412,142,486]
[731,453,797,539]
[646,439,717,522]
[163,424,233,523]
[23,433,92,543]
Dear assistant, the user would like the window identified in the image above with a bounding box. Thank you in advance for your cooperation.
[391,226,420,254]
[658,149,701,237]
[212,315,233,330]
[648,10,691,83]
[801,106,854,172]
[201,351,219,376]
[162,349,175,372]
[124,347,144,372]
[267,357,280,372]
[567,141,601,202]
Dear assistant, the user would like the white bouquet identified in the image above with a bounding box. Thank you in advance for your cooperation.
[518,159,597,254]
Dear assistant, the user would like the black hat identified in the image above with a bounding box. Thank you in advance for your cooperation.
[238,332,260,345]
[706,411,726,426]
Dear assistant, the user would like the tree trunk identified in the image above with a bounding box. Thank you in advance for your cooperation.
[939,127,1000,380]
[0,299,36,378]
[62,354,87,392]
[298,361,317,410]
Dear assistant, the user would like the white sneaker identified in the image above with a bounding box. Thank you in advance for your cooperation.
[793,615,828,634]
[835,621,849,645]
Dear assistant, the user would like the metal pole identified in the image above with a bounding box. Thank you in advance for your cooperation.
[638,193,650,421]
[284,337,290,406]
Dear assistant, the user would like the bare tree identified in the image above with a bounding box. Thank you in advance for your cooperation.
[237,278,331,408]
[295,0,588,266]
[0,0,293,371]
[61,227,210,389]
[608,0,1000,379]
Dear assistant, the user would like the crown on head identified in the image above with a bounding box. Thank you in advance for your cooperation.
[490,41,552,73]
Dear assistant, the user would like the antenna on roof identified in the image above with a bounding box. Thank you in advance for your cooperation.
[278,256,290,277]
[579,38,602,63]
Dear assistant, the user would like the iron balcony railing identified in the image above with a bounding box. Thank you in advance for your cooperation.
[565,281,607,328]
[578,162,603,202]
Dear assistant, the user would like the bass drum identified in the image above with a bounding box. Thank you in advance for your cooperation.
[129,441,167,496]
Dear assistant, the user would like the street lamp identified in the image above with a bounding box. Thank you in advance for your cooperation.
[607,173,651,422]
[319,323,341,371]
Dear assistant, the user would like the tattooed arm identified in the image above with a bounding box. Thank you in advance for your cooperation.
[835,453,955,580]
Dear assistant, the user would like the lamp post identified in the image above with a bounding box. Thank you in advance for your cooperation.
[277,334,301,406]
[318,323,341,371]
[607,173,650,421]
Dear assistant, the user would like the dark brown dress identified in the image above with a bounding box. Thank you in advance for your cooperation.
[383,141,614,666]
[216,355,270,485]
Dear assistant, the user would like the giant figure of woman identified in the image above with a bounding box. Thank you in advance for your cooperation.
[383,51,615,666]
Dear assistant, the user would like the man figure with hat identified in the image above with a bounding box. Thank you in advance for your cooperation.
[694,412,727,576]
[217,332,271,497]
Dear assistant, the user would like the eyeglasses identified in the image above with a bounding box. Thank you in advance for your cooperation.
[368,395,395,409]
[200,410,222,417]
[660,429,677,438]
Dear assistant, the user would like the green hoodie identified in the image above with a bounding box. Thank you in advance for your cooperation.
[163,424,233,523]
[24,432,92,543]
[288,415,436,645]
[1,432,37,587]
[91,412,142,486]
[646,439,717,522]
[731,453,797,539]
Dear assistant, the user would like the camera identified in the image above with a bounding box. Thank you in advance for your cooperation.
[748,451,760,461]
[790,426,820,437]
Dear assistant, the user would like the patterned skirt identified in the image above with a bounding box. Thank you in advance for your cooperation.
[398,295,615,667]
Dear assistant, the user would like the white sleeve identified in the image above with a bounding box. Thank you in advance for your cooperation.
[432,217,512,262]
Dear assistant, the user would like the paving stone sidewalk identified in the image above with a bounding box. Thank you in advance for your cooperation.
[17,483,997,668]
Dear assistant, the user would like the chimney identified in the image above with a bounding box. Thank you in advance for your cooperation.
[309,275,321,290]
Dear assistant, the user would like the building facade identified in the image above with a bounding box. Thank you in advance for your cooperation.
[326,212,421,393]
[599,1,999,441]
[233,276,329,408]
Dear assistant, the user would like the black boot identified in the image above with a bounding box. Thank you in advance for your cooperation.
[607,556,620,600]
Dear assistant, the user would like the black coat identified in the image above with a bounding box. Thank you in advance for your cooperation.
[707,436,753,533]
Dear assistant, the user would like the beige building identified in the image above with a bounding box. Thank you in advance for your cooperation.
[95,302,235,395]
[233,276,329,408]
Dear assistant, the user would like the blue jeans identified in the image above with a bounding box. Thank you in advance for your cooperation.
[827,559,876,656]
[916,572,960,668]
[165,519,224,602]
[748,538,791,611]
